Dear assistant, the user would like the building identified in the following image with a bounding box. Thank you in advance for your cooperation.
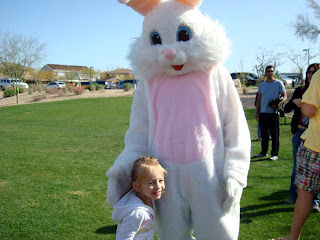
[41,64,95,81]
[281,73,301,80]
[103,68,133,80]
[0,63,35,82]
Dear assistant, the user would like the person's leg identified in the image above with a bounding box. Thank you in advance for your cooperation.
[289,129,305,201]
[270,113,280,156]
[259,113,269,155]
[257,124,261,140]
[275,144,320,240]
[287,189,313,239]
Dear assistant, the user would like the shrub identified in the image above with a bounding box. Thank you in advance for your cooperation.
[242,86,247,94]
[36,84,45,92]
[3,87,24,97]
[3,88,15,98]
[19,88,24,94]
[89,84,96,91]
[96,84,104,91]
[33,95,47,102]
[66,84,74,92]
[73,87,85,95]
[123,83,132,91]
[45,87,59,94]
[58,89,67,96]
[62,87,68,93]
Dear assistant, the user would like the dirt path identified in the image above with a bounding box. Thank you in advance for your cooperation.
[0,87,293,109]
[0,89,135,108]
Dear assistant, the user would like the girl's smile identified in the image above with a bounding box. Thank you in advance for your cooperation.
[133,166,166,207]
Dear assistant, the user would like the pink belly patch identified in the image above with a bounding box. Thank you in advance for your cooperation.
[148,71,217,164]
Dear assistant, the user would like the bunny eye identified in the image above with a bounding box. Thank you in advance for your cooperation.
[177,26,192,42]
[150,32,162,45]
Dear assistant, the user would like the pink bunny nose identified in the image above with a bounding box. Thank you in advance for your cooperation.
[162,49,177,60]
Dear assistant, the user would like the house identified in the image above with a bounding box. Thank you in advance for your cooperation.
[41,64,95,81]
[0,63,36,82]
[103,68,133,80]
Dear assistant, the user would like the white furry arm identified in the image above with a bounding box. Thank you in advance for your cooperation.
[218,67,251,186]
[106,81,149,207]
[215,66,251,209]
[222,178,243,211]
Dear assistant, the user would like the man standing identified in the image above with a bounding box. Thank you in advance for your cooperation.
[273,68,320,240]
[254,65,287,160]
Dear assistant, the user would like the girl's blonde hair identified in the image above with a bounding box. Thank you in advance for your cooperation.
[131,155,167,188]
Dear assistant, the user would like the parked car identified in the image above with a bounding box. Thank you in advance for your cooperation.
[230,72,258,86]
[80,81,92,89]
[0,78,29,90]
[244,76,258,86]
[118,79,139,89]
[95,80,111,89]
[45,81,66,89]
[280,75,294,86]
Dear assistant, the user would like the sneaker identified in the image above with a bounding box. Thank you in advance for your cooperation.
[285,197,296,204]
[312,200,320,213]
[253,153,268,158]
[270,156,278,161]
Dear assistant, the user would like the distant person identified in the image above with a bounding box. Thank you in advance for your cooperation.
[273,68,320,240]
[111,156,167,240]
[283,63,320,212]
[255,88,270,141]
[254,66,287,160]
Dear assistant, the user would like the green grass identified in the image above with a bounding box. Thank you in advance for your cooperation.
[0,98,319,239]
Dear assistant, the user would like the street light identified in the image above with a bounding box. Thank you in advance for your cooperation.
[90,67,93,81]
[303,49,310,67]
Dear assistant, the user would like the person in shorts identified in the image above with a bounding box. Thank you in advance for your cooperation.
[273,69,320,240]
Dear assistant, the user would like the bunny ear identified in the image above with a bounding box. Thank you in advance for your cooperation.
[175,0,202,7]
[118,0,162,16]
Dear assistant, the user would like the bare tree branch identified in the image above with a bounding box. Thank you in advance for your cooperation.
[0,31,46,103]
[293,0,320,42]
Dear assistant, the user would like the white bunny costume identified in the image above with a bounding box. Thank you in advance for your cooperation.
[107,0,251,239]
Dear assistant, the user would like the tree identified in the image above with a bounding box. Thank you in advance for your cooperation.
[36,69,58,83]
[0,32,46,103]
[293,0,320,42]
[286,49,317,84]
[254,46,285,78]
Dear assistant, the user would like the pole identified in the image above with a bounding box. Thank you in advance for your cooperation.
[90,67,93,81]
[303,49,310,67]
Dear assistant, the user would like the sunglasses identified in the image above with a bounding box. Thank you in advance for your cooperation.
[266,70,274,73]
[307,71,316,74]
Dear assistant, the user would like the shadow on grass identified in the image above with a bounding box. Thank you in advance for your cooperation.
[250,157,270,162]
[260,190,288,201]
[95,225,117,235]
[240,190,294,224]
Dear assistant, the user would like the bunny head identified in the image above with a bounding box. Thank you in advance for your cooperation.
[119,0,230,79]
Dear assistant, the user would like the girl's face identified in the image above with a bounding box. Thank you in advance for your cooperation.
[307,67,316,82]
[133,166,165,207]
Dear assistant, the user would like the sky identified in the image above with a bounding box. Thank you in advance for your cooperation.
[1,0,320,75]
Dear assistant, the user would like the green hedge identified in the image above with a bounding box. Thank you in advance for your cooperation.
[3,87,25,98]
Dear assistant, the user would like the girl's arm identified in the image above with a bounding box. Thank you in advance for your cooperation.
[116,210,146,240]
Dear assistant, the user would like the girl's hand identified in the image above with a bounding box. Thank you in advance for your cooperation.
[292,98,302,108]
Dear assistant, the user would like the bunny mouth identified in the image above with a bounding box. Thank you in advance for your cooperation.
[172,65,184,71]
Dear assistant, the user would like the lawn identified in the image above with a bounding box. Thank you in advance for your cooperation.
[0,97,319,239]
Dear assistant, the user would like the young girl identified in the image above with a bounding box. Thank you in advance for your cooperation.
[111,156,167,240]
